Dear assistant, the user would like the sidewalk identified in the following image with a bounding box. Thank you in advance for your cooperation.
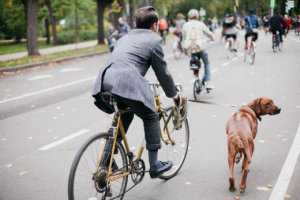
[0,40,98,62]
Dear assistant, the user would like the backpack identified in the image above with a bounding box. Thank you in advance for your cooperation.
[246,15,258,29]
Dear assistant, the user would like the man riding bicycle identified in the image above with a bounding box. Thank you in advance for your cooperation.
[244,10,259,50]
[222,13,239,52]
[93,6,185,179]
[182,9,215,89]
[269,9,285,48]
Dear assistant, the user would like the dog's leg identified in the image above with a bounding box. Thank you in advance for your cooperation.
[228,149,236,192]
[240,149,251,193]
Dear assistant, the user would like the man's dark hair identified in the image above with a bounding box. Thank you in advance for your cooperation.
[134,6,159,29]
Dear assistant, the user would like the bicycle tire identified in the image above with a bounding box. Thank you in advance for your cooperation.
[193,79,202,100]
[68,132,128,200]
[250,48,255,65]
[158,114,190,180]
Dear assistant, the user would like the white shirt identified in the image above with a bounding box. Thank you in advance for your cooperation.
[182,19,214,53]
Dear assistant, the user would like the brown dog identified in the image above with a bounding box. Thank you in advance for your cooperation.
[226,97,281,193]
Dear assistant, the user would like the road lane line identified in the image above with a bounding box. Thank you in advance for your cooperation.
[38,129,90,151]
[28,74,53,81]
[0,77,95,104]
[222,62,230,67]
[60,68,84,73]
[269,122,300,200]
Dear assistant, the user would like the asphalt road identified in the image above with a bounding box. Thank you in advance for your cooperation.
[0,31,300,200]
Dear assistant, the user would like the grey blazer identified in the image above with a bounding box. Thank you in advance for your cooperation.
[92,29,177,111]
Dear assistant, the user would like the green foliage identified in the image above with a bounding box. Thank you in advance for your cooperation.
[57,30,97,44]
[166,0,236,19]
[0,0,26,41]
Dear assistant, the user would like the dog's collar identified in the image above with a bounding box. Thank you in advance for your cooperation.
[240,106,262,122]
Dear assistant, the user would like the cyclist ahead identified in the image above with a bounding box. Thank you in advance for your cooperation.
[244,10,259,50]
[93,6,185,179]
[182,9,215,89]
[269,9,285,47]
[222,13,239,52]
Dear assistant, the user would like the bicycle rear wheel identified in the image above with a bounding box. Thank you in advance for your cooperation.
[193,78,202,100]
[68,132,128,200]
[249,47,255,65]
[158,108,190,180]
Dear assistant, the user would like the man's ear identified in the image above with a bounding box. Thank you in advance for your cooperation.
[151,22,158,32]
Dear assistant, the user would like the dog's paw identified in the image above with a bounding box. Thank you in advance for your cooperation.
[239,187,245,193]
[229,185,236,192]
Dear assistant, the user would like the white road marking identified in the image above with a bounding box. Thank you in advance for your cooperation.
[269,122,300,200]
[5,163,13,168]
[60,68,83,73]
[185,181,191,185]
[257,186,270,191]
[28,75,53,81]
[0,77,95,104]
[222,62,230,67]
[38,129,90,151]
[19,171,28,176]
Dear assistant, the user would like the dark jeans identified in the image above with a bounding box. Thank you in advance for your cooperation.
[190,51,211,82]
[271,29,284,43]
[115,95,161,151]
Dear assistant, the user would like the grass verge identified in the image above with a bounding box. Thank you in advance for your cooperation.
[0,45,108,69]
[0,40,54,55]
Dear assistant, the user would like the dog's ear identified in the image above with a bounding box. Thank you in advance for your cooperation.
[248,98,262,120]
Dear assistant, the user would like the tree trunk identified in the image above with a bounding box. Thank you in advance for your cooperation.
[45,18,50,44]
[45,0,58,45]
[128,0,135,27]
[25,0,40,56]
[74,0,79,43]
[97,0,106,44]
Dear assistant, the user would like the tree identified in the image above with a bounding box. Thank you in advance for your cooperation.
[44,0,58,44]
[96,0,113,44]
[0,0,26,41]
[21,0,40,56]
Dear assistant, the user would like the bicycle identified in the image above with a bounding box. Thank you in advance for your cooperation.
[224,36,237,59]
[68,83,190,200]
[272,31,281,53]
[190,55,212,101]
[244,34,256,65]
[172,37,184,59]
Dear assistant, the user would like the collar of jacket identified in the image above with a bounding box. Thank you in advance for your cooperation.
[130,29,153,34]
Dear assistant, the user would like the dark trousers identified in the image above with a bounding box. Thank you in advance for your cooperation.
[115,95,161,151]
[190,51,211,82]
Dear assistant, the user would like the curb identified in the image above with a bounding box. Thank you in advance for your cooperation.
[0,50,108,74]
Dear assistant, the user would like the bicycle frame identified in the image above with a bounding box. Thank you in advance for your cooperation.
[102,84,175,185]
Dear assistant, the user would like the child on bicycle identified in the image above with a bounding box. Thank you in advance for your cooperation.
[182,9,215,89]
[93,6,186,179]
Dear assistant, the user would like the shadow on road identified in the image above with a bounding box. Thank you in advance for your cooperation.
[188,99,218,105]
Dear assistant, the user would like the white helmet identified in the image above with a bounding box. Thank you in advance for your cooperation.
[188,9,199,19]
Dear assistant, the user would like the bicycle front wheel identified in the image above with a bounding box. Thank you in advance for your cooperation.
[68,132,128,200]
[159,110,190,180]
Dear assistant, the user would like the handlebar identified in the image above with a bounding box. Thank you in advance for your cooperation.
[149,83,183,96]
